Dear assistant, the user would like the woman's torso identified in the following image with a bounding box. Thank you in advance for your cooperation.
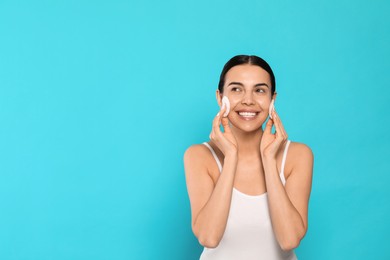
[199,140,297,260]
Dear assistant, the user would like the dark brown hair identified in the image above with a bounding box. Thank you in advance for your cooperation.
[218,55,276,96]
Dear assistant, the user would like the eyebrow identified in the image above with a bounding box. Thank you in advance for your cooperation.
[227,82,269,88]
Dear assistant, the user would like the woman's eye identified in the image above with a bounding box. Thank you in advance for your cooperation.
[256,89,265,93]
[231,87,241,92]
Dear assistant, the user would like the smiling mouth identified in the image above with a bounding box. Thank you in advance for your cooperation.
[236,111,259,119]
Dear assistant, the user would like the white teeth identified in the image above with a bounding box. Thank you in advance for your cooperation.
[238,112,257,117]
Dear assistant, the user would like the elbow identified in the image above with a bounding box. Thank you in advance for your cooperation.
[280,237,300,251]
[280,228,306,251]
[192,219,221,248]
[198,235,220,248]
[280,220,307,251]
[193,225,221,248]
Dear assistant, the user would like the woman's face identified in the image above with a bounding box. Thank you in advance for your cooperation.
[218,64,274,133]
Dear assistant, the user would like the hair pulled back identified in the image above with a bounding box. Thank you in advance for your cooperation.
[218,55,276,96]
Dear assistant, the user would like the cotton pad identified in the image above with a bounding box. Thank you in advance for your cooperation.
[221,96,230,117]
[269,99,275,119]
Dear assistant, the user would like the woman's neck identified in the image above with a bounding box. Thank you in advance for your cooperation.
[231,126,264,157]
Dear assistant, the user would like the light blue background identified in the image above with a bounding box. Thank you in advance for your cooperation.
[0,0,389,259]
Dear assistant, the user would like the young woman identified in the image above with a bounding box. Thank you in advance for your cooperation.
[184,55,314,259]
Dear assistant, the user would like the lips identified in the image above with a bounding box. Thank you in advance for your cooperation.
[236,111,259,120]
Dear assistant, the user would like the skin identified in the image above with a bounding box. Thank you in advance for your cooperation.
[183,64,314,250]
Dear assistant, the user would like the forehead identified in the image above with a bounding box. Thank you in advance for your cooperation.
[225,64,271,85]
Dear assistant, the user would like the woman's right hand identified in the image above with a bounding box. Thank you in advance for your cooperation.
[209,105,238,156]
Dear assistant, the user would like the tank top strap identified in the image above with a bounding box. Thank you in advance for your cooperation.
[202,142,222,173]
[280,140,291,185]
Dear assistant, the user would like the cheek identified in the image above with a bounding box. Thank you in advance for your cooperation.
[258,99,267,106]
[226,96,241,109]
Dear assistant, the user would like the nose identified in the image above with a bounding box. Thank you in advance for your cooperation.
[241,91,255,105]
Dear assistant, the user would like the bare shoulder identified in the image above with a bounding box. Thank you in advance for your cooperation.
[184,143,209,156]
[183,143,212,167]
[183,143,216,180]
[287,141,314,175]
[289,141,314,161]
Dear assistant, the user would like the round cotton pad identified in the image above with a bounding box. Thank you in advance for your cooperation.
[222,96,230,117]
[269,99,275,119]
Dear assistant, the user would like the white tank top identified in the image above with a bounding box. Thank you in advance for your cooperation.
[200,140,297,260]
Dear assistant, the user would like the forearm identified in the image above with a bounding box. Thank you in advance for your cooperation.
[263,159,305,250]
[194,153,238,247]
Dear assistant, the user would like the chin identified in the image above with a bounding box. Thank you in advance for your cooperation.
[229,120,264,133]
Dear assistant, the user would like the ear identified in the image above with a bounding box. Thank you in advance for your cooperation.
[216,89,223,107]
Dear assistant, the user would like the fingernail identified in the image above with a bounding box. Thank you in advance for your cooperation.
[217,112,220,116]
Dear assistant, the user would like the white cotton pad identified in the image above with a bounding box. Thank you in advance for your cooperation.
[221,96,230,117]
[269,99,275,119]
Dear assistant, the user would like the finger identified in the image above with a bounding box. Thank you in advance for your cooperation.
[210,112,218,140]
[271,110,281,138]
[264,117,274,134]
[273,110,287,138]
[221,117,232,134]
[215,110,227,139]
[212,107,224,135]
[272,110,286,141]
[218,105,226,121]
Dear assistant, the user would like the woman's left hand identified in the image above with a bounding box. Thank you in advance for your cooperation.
[260,109,288,161]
